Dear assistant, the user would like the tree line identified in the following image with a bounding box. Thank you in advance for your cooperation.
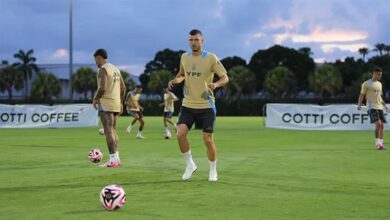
[1,43,390,103]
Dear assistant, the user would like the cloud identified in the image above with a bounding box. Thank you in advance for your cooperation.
[274,27,368,44]
[53,49,68,58]
[263,17,296,30]
[320,43,369,53]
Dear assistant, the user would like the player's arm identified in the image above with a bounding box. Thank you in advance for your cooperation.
[119,75,126,115]
[125,92,134,108]
[171,92,179,101]
[357,83,367,111]
[168,58,185,90]
[93,68,107,110]
[208,55,229,90]
[357,94,365,110]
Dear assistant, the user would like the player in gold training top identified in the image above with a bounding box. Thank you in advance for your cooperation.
[92,48,126,168]
[125,85,145,139]
[159,86,179,138]
[358,67,388,150]
[168,29,229,182]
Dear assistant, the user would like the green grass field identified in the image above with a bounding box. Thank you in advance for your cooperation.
[1,116,390,220]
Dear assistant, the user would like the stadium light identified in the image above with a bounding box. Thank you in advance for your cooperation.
[68,0,73,100]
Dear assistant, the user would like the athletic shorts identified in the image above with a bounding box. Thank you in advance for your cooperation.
[177,106,216,133]
[128,110,143,119]
[163,111,174,119]
[368,109,387,123]
[98,105,119,116]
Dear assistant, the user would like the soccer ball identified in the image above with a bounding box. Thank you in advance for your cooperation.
[88,148,103,163]
[98,128,105,135]
[164,131,172,139]
[100,184,126,211]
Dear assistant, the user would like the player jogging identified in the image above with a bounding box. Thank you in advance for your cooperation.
[159,86,179,138]
[125,85,145,139]
[358,67,388,150]
[168,29,229,181]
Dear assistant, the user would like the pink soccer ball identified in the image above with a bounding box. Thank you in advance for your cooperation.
[100,184,126,211]
[88,148,103,163]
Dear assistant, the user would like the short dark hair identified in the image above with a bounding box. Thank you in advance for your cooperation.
[189,29,202,36]
[93,48,108,59]
[135,85,142,89]
[373,67,383,72]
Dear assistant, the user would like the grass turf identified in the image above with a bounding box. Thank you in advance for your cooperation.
[1,116,390,220]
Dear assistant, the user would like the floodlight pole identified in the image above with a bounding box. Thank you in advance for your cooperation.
[68,0,73,100]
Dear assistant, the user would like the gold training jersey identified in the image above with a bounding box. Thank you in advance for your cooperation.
[98,63,122,112]
[127,92,141,111]
[179,50,227,109]
[164,91,178,112]
[360,79,384,110]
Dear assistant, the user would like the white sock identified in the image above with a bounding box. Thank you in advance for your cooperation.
[376,138,380,145]
[209,160,217,172]
[137,130,142,135]
[115,151,120,161]
[165,127,169,132]
[109,154,116,163]
[183,150,195,167]
[379,139,384,145]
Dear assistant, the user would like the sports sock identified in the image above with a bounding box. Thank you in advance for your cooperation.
[109,154,116,163]
[379,139,384,145]
[376,138,380,145]
[183,150,195,167]
[209,160,217,172]
[115,151,120,161]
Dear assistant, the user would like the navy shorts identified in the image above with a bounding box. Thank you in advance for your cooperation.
[127,110,143,119]
[177,106,216,133]
[164,111,174,119]
[98,105,119,116]
[368,109,387,123]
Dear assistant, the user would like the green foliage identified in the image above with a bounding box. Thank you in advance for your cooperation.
[0,65,24,100]
[30,71,61,102]
[309,64,342,97]
[147,69,172,93]
[13,49,39,98]
[225,65,256,99]
[249,45,315,90]
[72,67,97,99]
[220,56,247,71]
[264,66,297,98]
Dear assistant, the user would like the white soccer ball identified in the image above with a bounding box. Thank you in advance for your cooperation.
[100,184,126,211]
[98,128,105,135]
[88,148,103,163]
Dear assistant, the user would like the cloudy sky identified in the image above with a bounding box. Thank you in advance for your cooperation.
[0,0,389,75]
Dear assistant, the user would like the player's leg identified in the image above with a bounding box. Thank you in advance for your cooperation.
[126,111,139,133]
[136,112,145,139]
[100,112,119,167]
[113,114,120,163]
[177,107,197,180]
[378,110,386,149]
[201,108,218,181]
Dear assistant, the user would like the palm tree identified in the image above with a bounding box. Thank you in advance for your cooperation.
[0,65,24,100]
[264,66,297,98]
[31,71,61,102]
[72,67,97,99]
[358,47,369,61]
[13,49,39,99]
[225,65,256,99]
[308,64,342,97]
[374,43,386,56]
[384,45,390,56]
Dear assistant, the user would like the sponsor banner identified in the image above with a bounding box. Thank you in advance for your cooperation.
[266,103,389,130]
[0,104,98,128]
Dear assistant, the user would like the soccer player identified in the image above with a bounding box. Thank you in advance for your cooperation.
[357,67,388,150]
[125,85,145,139]
[168,29,229,181]
[159,86,178,138]
[92,48,126,167]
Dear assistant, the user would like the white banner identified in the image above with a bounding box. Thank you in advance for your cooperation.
[265,103,390,130]
[0,104,98,128]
